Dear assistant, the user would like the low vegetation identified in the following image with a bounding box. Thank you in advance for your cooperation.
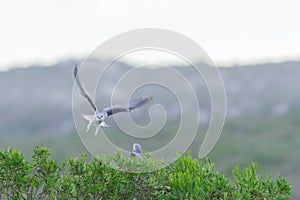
[0,146,291,199]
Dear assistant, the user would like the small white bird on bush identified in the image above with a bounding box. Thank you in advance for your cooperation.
[130,143,144,160]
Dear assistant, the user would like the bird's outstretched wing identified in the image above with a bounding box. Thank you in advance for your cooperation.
[74,65,97,111]
[103,96,152,116]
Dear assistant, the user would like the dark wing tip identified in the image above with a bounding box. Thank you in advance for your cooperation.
[128,95,153,110]
[146,95,153,101]
[142,96,153,104]
[74,64,78,78]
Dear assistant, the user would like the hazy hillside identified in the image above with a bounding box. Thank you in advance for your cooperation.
[1,61,299,134]
[0,60,300,198]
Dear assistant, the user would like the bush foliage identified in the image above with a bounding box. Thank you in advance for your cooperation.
[0,146,291,199]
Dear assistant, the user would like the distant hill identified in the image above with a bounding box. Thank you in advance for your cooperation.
[0,60,299,136]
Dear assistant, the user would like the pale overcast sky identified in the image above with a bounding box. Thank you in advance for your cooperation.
[0,0,299,70]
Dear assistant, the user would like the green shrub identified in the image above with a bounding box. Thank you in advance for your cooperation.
[0,146,292,199]
[168,155,233,199]
[232,163,291,199]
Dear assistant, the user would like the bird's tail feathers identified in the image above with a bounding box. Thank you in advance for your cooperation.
[82,114,94,132]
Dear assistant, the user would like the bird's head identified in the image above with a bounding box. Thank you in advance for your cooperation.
[95,111,107,123]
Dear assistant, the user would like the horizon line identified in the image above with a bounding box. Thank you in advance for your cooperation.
[1,56,300,72]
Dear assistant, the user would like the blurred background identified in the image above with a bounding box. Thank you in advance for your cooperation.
[1,0,300,198]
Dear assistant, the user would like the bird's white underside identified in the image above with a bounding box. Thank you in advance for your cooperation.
[82,114,110,136]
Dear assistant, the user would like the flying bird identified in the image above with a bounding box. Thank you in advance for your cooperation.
[74,65,152,135]
[130,143,144,160]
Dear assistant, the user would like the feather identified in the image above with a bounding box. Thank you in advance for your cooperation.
[100,121,109,128]
[82,114,94,133]
[94,125,100,136]
[74,65,97,111]
[103,106,129,116]
[128,96,153,110]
